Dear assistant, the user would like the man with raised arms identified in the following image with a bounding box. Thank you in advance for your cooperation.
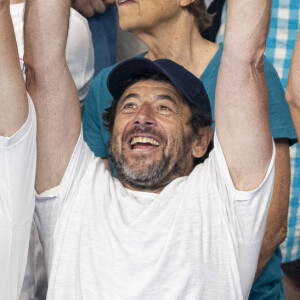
[24,0,273,298]
[0,0,36,299]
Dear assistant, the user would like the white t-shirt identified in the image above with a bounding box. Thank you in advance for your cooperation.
[35,132,275,300]
[10,3,94,108]
[0,96,36,300]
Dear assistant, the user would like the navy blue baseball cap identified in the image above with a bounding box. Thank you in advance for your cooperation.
[107,57,211,116]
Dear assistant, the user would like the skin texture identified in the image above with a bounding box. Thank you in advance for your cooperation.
[24,0,81,194]
[118,0,186,33]
[114,0,288,276]
[9,0,24,4]
[110,80,212,192]
[286,30,300,142]
[0,0,28,137]
[215,0,272,190]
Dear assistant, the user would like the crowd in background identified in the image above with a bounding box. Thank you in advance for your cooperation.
[2,0,300,299]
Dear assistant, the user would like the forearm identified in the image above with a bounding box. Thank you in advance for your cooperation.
[255,140,290,278]
[24,0,81,194]
[24,0,71,69]
[0,1,28,136]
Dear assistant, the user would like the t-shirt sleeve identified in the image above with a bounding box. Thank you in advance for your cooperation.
[213,131,276,243]
[0,95,36,299]
[212,132,275,298]
[264,56,297,144]
[0,95,36,223]
[35,130,91,238]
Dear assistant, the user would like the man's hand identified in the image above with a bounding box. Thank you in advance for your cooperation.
[72,0,115,17]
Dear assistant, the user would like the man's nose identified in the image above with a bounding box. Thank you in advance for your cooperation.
[134,102,156,126]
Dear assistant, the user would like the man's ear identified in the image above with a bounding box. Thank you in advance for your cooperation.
[179,0,196,8]
[191,126,213,158]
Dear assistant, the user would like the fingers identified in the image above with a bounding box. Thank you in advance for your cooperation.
[72,0,108,18]
[73,0,95,17]
[90,0,106,13]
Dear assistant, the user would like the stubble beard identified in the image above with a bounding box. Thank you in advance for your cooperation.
[110,127,194,191]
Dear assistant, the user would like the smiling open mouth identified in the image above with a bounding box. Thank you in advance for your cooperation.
[130,137,160,151]
[118,0,135,5]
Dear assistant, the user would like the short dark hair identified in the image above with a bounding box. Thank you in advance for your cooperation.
[185,0,214,33]
[102,74,213,164]
[187,104,213,164]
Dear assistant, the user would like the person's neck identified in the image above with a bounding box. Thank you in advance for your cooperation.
[132,13,219,78]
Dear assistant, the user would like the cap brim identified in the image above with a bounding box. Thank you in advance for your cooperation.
[107,57,179,100]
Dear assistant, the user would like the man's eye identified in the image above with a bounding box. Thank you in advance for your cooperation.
[159,105,171,111]
[123,103,136,109]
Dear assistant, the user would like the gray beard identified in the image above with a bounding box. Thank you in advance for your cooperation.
[112,150,174,191]
[111,132,194,191]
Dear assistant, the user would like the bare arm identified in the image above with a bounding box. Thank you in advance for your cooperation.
[24,0,81,194]
[0,0,28,137]
[286,31,300,142]
[255,139,290,278]
[215,0,273,190]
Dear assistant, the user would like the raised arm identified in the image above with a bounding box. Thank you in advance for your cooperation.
[24,0,81,194]
[0,0,28,136]
[286,31,300,141]
[0,2,36,298]
[215,0,273,190]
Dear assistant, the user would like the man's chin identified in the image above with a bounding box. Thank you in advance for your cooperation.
[120,162,160,179]
[114,155,171,189]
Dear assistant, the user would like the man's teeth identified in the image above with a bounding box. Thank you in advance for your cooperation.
[131,137,160,146]
[119,0,128,4]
